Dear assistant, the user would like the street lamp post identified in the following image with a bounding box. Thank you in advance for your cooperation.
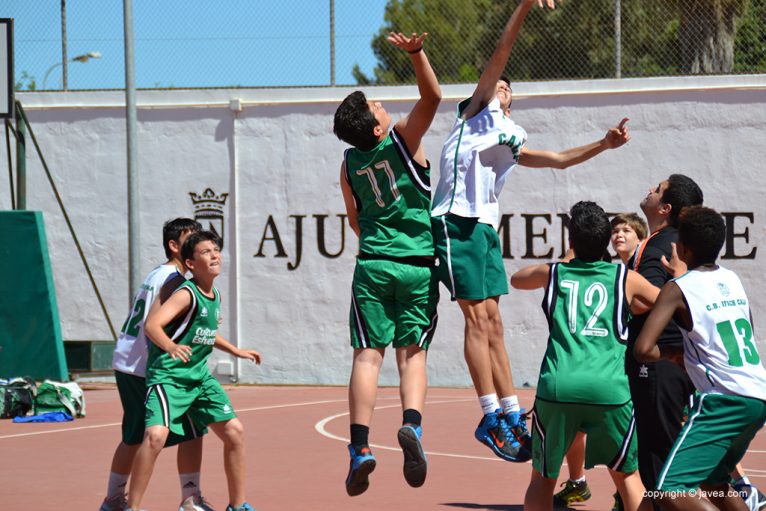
[42,51,101,90]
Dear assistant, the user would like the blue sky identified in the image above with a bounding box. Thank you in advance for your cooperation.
[8,0,389,90]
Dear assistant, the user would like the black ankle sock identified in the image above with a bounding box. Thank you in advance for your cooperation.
[350,423,369,449]
[402,409,422,427]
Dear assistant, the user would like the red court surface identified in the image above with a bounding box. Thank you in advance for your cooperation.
[0,385,764,510]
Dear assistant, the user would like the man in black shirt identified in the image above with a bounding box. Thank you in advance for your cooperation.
[626,174,703,500]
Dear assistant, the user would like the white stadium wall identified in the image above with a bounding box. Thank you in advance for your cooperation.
[10,76,766,387]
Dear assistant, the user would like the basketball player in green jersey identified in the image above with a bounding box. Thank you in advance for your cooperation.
[634,206,766,511]
[127,231,261,511]
[511,201,659,511]
[333,31,440,496]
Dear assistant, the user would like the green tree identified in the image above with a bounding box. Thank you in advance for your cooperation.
[355,0,762,85]
[14,71,37,91]
[734,0,766,72]
[354,0,491,84]
[679,0,750,73]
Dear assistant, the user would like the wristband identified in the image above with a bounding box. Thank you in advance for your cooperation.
[408,47,423,54]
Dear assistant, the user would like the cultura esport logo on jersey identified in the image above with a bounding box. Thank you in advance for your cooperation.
[200,306,208,318]
[718,282,730,297]
[223,404,231,413]
[191,326,217,345]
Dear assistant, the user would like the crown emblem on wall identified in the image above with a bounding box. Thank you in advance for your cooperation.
[189,188,229,216]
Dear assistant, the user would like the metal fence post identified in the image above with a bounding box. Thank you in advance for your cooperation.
[330,0,335,86]
[14,101,25,210]
[615,0,622,79]
[124,0,139,299]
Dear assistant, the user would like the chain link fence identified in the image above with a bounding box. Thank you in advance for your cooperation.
[11,0,766,91]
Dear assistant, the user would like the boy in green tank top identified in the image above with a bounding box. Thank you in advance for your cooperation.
[333,31,440,496]
[511,202,659,511]
[127,231,261,511]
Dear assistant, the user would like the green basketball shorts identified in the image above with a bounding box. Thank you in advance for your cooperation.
[115,370,206,445]
[531,398,638,478]
[350,257,439,350]
[432,214,508,301]
[144,375,236,437]
[658,392,766,491]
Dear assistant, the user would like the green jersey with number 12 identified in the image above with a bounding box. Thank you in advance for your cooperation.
[112,264,183,376]
[538,260,631,405]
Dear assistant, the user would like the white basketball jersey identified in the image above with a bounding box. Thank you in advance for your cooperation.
[112,264,183,376]
[432,97,527,229]
[674,266,766,401]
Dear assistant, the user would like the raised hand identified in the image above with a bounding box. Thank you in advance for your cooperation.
[605,117,631,149]
[387,32,427,53]
[526,0,557,8]
[661,242,687,278]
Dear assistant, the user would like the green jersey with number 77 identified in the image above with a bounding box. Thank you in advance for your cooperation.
[343,128,434,258]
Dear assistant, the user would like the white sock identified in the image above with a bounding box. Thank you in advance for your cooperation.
[179,472,201,500]
[571,476,586,483]
[106,472,129,498]
[479,393,501,415]
[500,395,520,415]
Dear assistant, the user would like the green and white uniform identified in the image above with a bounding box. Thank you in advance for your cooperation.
[658,267,766,491]
[145,280,236,435]
[431,97,527,300]
[344,128,438,350]
[112,264,204,444]
[532,260,637,478]
[114,264,182,377]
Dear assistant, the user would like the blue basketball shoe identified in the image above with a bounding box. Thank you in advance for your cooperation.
[475,409,530,462]
[345,444,376,496]
[504,408,533,460]
[397,424,427,488]
[224,503,254,511]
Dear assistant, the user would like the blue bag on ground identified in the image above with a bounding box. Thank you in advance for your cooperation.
[12,411,73,423]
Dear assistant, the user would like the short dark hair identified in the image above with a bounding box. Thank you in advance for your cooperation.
[163,218,202,259]
[181,230,221,263]
[662,174,703,227]
[610,212,648,240]
[678,206,725,265]
[568,201,612,262]
[333,91,379,151]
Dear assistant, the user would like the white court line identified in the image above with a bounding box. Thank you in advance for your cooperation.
[315,398,522,462]
[0,421,122,439]
[0,395,448,440]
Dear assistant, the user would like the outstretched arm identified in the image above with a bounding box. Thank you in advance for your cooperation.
[626,269,660,315]
[391,32,441,166]
[461,0,554,120]
[519,118,630,169]
[510,263,551,290]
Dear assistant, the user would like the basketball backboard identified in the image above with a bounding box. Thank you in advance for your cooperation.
[0,19,14,119]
